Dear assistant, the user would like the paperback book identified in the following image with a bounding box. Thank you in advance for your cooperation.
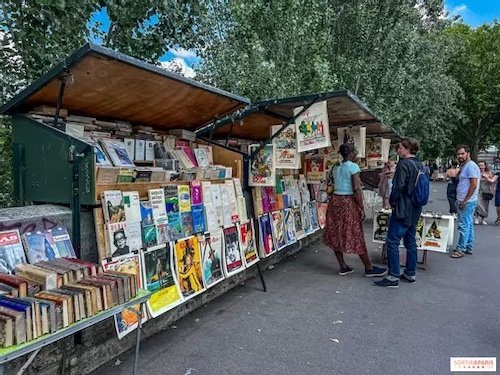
[101,190,126,224]
[238,220,259,267]
[199,232,225,288]
[174,237,205,300]
[222,226,244,277]
[0,230,27,274]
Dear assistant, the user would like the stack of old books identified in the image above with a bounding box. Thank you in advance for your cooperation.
[0,258,138,348]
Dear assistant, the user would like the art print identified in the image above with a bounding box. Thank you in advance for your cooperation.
[305,154,326,184]
[249,144,276,187]
[294,100,331,152]
[337,126,367,158]
[199,232,225,288]
[271,124,300,169]
[270,210,287,250]
[258,214,276,257]
[283,208,297,245]
[223,226,244,277]
[238,220,259,267]
[422,217,449,253]
[175,236,205,299]
[372,211,391,243]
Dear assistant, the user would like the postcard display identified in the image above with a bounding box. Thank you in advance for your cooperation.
[372,210,455,253]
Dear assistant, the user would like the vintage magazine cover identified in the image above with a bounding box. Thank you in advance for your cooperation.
[258,214,276,257]
[372,211,391,243]
[0,230,27,274]
[301,203,313,235]
[175,236,205,300]
[283,208,297,245]
[102,190,126,223]
[337,126,367,158]
[238,220,259,267]
[198,232,225,288]
[422,217,450,253]
[270,211,287,250]
[305,154,326,184]
[248,144,276,187]
[141,244,183,318]
[102,253,146,339]
[294,100,331,152]
[271,124,300,169]
[317,203,327,229]
[309,201,320,231]
[222,226,245,277]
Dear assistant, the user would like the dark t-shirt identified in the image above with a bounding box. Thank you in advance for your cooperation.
[389,157,423,226]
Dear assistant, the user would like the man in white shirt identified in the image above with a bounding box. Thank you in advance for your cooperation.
[450,145,480,258]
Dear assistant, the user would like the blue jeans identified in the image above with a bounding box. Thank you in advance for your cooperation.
[456,200,477,252]
[386,216,418,278]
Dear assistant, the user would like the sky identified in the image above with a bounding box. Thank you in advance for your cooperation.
[444,0,500,27]
[89,2,499,78]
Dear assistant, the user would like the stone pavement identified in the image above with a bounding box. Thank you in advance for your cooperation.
[92,182,500,375]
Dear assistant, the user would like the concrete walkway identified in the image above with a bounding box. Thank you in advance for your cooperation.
[92,182,500,375]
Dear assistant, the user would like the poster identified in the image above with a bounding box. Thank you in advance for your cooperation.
[292,207,305,239]
[249,144,276,187]
[222,226,245,277]
[317,203,328,229]
[283,208,297,245]
[270,210,287,250]
[175,236,205,300]
[309,201,320,231]
[337,126,367,158]
[258,214,276,257]
[416,216,424,249]
[141,244,183,318]
[301,203,313,235]
[199,232,225,289]
[238,220,259,267]
[372,211,391,243]
[365,137,391,162]
[322,146,340,173]
[103,254,145,339]
[294,100,331,152]
[422,217,450,253]
[271,124,300,169]
[305,154,326,184]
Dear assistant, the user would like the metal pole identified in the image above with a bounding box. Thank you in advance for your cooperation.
[132,306,143,375]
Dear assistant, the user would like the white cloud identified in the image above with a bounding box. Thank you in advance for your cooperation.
[447,4,468,18]
[169,47,198,60]
[160,58,196,79]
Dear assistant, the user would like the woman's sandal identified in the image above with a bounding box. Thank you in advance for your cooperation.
[450,250,464,258]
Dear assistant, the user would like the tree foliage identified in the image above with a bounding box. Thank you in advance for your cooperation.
[196,0,462,158]
[445,23,500,159]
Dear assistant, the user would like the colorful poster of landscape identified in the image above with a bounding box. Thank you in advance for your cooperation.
[223,226,244,277]
[175,236,205,300]
[422,217,450,253]
[283,208,297,245]
[103,253,145,339]
[337,126,367,158]
[305,154,326,184]
[270,210,287,250]
[238,220,259,267]
[141,244,183,318]
[271,124,300,169]
[249,144,276,187]
[199,232,225,289]
[258,214,276,257]
[294,100,331,152]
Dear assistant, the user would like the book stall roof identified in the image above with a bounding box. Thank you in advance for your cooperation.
[196,90,398,141]
[0,43,250,131]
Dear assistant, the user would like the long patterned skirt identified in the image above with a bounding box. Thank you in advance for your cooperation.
[323,194,367,254]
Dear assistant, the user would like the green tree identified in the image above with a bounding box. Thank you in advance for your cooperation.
[445,23,500,160]
[0,0,201,207]
[196,0,462,159]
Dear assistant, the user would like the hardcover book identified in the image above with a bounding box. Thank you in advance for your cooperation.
[134,139,145,161]
[123,138,135,160]
[95,166,119,184]
[145,140,156,161]
[116,168,135,183]
[0,230,27,274]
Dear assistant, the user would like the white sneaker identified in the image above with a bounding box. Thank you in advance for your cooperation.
[482,220,488,226]
[474,218,479,225]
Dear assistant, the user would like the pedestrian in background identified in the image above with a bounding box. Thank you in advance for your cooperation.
[474,161,497,225]
[450,145,480,258]
[446,161,460,214]
[374,138,425,288]
[323,143,387,277]
[495,170,500,225]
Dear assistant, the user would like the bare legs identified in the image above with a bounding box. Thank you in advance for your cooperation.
[335,251,373,271]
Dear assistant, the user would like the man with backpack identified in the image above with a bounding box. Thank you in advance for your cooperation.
[374,138,429,288]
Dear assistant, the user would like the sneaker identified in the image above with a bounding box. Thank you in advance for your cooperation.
[365,266,388,278]
[339,266,354,276]
[474,218,480,225]
[373,278,399,288]
[482,220,488,226]
[400,273,416,283]
[464,249,473,255]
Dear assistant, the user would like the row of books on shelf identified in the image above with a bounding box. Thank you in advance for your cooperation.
[0,257,138,348]
[100,179,248,260]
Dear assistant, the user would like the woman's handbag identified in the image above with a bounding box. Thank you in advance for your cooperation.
[482,192,494,201]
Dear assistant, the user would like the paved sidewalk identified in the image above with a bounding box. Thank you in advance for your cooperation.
[92,182,500,375]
